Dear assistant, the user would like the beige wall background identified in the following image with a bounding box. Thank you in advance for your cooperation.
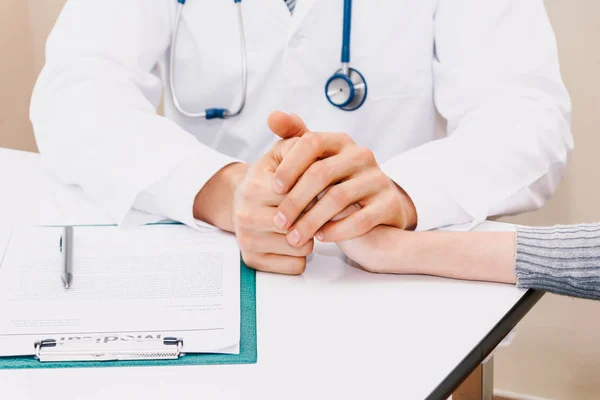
[497,1,600,398]
[0,0,598,398]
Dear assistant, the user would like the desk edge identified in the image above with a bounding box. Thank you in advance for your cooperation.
[425,289,544,400]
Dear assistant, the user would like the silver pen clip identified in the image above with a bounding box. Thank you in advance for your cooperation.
[60,226,73,289]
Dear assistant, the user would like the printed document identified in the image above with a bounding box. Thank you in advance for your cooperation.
[0,225,240,356]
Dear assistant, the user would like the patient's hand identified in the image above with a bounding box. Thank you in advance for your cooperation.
[328,205,407,273]
[336,225,406,274]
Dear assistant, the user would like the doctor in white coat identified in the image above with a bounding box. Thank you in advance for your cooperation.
[30,0,572,274]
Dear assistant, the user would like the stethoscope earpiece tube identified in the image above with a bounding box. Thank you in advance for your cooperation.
[169,0,247,119]
[205,108,229,119]
[170,0,366,119]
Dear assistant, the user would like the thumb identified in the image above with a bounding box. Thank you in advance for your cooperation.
[267,111,309,139]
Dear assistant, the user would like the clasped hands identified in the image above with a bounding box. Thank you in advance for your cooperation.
[233,111,417,274]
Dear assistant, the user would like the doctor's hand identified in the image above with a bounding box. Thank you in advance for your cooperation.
[232,137,314,275]
[266,111,418,247]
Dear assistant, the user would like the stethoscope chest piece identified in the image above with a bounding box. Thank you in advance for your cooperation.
[325,68,367,111]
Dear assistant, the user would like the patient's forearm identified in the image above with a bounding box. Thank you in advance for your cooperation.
[343,224,600,301]
[393,231,517,284]
[337,227,517,284]
[409,225,600,300]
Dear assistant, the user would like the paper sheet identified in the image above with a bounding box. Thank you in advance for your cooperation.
[0,225,240,356]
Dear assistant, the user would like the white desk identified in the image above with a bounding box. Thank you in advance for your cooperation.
[0,148,540,400]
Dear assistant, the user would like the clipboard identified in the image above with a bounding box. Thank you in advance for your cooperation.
[0,261,257,369]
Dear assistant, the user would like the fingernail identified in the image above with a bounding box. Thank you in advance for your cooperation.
[315,230,324,241]
[288,229,301,245]
[273,212,288,229]
[272,178,285,194]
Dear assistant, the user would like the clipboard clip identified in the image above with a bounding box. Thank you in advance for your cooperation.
[34,337,184,363]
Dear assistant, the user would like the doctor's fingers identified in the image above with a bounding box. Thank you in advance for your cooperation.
[272,154,364,231]
[237,231,314,257]
[236,176,286,206]
[234,207,288,234]
[267,111,310,140]
[284,172,387,247]
[254,137,301,172]
[318,192,406,243]
[241,252,307,275]
[272,132,360,195]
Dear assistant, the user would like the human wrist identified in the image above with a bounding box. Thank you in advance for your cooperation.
[380,230,422,274]
[339,226,411,274]
[392,180,417,230]
[221,162,250,190]
[404,231,517,283]
[193,162,249,232]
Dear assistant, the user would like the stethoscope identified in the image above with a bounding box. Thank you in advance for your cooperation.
[169,0,367,120]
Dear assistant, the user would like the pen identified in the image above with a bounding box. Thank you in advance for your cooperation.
[60,226,73,289]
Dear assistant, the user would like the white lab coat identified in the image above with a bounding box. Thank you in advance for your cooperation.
[30,0,572,230]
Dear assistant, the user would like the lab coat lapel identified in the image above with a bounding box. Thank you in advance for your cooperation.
[286,0,318,39]
[269,0,293,25]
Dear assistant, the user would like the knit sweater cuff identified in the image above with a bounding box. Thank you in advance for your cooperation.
[515,223,600,300]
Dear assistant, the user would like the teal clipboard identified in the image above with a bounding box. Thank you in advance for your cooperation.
[0,260,257,370]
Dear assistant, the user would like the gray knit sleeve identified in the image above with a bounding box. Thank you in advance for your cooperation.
[515,223,600,301]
